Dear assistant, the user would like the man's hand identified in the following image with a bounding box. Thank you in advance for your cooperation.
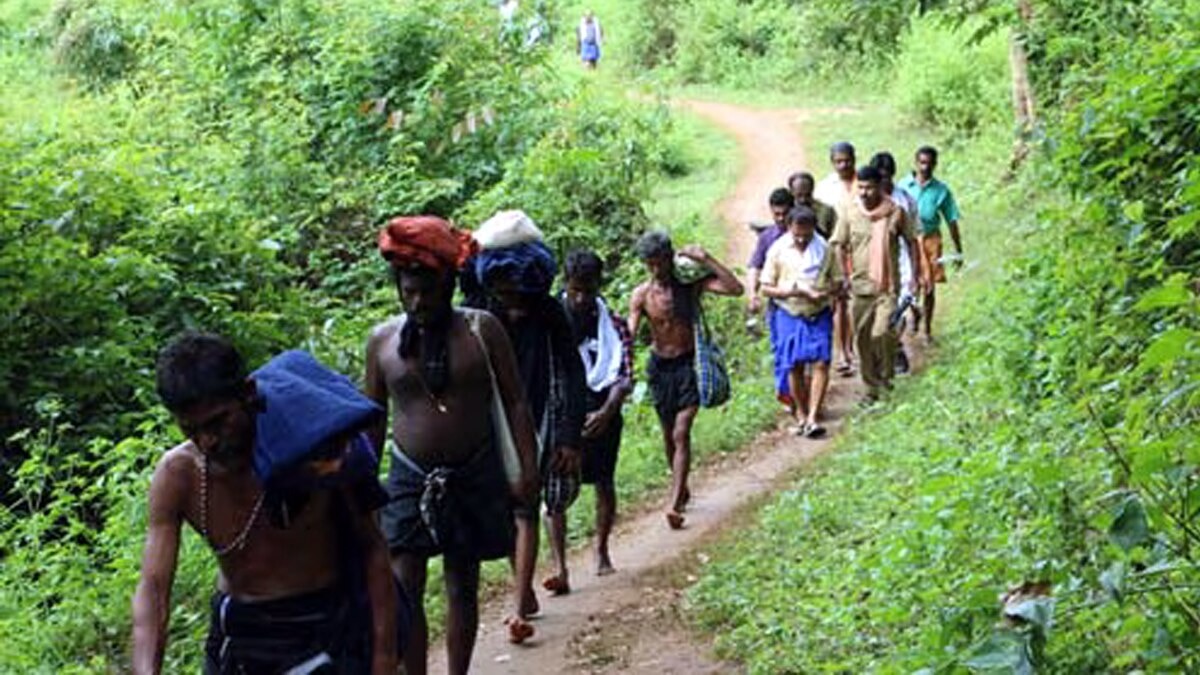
[677,244,709,262]
[551,445,582,475]
[748,295,763,313]
[582,408,614,440]
[953,251,964,270]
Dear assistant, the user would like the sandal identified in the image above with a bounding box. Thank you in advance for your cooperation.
[804,423,827,439]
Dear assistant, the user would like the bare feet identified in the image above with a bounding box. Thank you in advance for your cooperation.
[596,554,615,576]
[680,486,691,510]
[519,587,539,619]
[541,574,571,596]
[505,615,535,644]
[666,511,685,530]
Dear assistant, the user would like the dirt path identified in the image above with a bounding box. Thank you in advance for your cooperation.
[432,100,865,674]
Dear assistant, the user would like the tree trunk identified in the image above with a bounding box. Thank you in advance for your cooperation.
[1007,0,1037,176]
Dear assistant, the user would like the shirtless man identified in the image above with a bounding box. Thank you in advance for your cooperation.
[628,231,743,529]
[367,216,539,673]
[132,332,397,674]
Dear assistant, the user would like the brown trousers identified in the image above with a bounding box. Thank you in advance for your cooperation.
[851,293,897,396]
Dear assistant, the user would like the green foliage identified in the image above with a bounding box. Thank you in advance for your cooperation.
[627,0,912,87]
[0,0,754,669]
[893,16,1010,135]
[457,89,670,265]
[688,2,1200,670]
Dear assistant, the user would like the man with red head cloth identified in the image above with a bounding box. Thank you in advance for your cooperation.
[366,216,539,675]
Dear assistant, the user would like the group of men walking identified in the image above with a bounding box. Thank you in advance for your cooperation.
[128,122,960,671]
[131,201,750,672]
[747,142,963,434]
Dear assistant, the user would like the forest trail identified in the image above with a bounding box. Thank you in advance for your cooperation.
[433,100,871,674]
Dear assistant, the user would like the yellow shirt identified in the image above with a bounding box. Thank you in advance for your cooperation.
[761,233,841,317]
[831,198,912,297]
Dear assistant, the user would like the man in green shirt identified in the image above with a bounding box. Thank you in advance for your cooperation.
[897,145,963,340]
[832,166,920,401]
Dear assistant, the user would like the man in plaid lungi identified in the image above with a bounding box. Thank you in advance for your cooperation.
[472,237,586,643]
[628,231,743,531]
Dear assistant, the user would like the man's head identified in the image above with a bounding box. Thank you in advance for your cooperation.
[788,171,815,203]
[475,240,558,323]
[378,215,477,325]
[564,249,604,316]
[393,264,455,326]
[787,205,817,247]
[869,151,898,194]
[856,165,884,209]
[830,141,856,181]
[915,145,938,180]
[156,332,257,465]
[636,230,674,283]
[768,187,795,227]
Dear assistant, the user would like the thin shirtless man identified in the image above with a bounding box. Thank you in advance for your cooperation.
[367,216,539,672]
[628,231,743,529]
[132,332,397,674]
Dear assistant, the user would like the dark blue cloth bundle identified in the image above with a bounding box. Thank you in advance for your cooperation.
[473,241,558,295]
[250,350,383,484]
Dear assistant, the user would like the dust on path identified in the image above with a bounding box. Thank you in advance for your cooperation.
[432,100,865,674]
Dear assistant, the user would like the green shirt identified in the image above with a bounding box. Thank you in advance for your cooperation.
[897,174,960,236]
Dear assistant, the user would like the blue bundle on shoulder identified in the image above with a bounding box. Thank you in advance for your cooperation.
[250,350,383,484]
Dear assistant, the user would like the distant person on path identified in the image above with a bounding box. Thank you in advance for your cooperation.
[470,211,586,641]
[814,141,859,377]
[759,205,841,437]
[133,333,399,675]
[788,171,837,240]
[832,166,920,402]
[870,151,926,373]
[368,216,538,673]
[577,10,603,69]
[561,250,634,577]
[897,145,963,341]
[629,231,743,530]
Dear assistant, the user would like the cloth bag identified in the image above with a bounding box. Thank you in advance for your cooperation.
[464,310,525,493]
[693,301,731,408]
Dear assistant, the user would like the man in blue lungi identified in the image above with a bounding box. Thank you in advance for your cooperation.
[758,206,842,438]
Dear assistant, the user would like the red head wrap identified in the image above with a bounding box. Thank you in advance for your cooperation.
[377,215,479,271]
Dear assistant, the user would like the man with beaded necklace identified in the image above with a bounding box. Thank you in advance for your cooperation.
[131,332,398,674]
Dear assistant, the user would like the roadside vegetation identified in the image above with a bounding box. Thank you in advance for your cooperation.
[676,1,1200,672]
[0,0,777,669]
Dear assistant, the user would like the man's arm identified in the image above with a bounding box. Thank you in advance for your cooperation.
[947,220,963,267]
[584,314,634,439]
[680,245,744,297]
[943,189,964,267]
[363,321,393,453]
[131,453,187,675]
[479,312,539,504]
[898,210,923,293]
[746,267,762,311]
[549,302,586,474]
[349,500,397,675]
[627,284,646,343]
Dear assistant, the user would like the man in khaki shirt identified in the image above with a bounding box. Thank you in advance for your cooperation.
[760,206,841,437]
[831,166,922,401]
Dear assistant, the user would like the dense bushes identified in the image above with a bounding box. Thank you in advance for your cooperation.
[627,0,913,87]
[689,0,1200,671]
[0,0,700,669]
[893,17,1009,135]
